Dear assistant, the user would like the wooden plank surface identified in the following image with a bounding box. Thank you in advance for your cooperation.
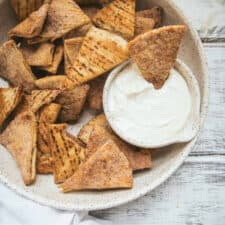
[92,44,225,224]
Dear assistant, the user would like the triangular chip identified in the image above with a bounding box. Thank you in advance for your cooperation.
[136,6,163,28]
[0,110,37,185]
[88,73,108,111]
[76,0,109,5]
[35,76,74,90]
[27,89,60,112]
[0,40,36,93]
[67,26,128,85]
[88,125,152,171]
[37,152,53,174]
[78,113,109,144]
[64,38,83,75]
[20,42,55,67]
[92,0,135,40]
[8,4,49,39]
[0,87,22,128]
[39,45,64,74]
[37,103,61,174]
[135,17,155,36]
[56,84,90,122]
[34,0,90,42]
[128,25,187,89]
[48,124,86,183]
[60,140,133,192]
[10,0,50,21]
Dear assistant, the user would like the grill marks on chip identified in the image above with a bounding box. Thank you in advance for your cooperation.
[93,0,135,40]
[60,140,133,192]
[0,40,36,93]
[0,111,37,185]
[67,26,129,85]
[48,124,86,184]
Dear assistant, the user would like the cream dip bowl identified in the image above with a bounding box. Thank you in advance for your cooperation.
[103,59,201,148]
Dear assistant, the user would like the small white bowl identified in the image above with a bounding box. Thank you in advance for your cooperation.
[103,59,201,148]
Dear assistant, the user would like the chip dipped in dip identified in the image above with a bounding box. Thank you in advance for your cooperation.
[104,61,193,148]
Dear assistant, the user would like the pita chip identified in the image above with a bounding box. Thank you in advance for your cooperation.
[67,26,128,85]
[135,17,155,36]
[88,125,152,171]
[35,76,74,90]
[88,73,108,111]
[10,0,50,21]
[20,42,55,67]
[27,89,60,112]
[136,6,163,28]
[78,113,109,144]
[37,152,53,174]
[35,0,90,42]
[92,0,135,40]
[8,4,49,39]
[64,38,83,75]
[0,40,36,93]
[128,25,187,89]
[60,140,133,192]
[0,87,22,128]
[56,85,90,122]
[0,111,37,185]
[48,124,86,183]
[39,45,64,74]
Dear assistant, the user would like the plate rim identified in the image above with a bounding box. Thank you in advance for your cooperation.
[0,0,209,211]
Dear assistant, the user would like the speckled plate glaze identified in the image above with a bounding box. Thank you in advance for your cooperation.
[0,0,209,211]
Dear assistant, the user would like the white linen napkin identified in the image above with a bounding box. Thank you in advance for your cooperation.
[0,183,112,225]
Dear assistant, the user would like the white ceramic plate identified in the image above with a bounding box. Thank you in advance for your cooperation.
[0,0,209,211]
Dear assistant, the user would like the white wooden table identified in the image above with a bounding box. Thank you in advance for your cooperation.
[92,1,225,224]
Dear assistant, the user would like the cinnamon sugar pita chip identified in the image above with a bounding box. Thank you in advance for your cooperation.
[93,0,135,40]
[0,111,37,185]
[60,140,132,192]
[128,25,187,89]
[0,40,36,93]
[8,4,49,39]
[67,26,128,85]
[0,87,22,128]
[48,124,86,183]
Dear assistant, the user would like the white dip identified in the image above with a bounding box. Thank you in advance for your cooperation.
[107,62,192,146]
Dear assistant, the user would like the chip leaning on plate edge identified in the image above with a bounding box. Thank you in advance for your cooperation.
[0,0,200,192]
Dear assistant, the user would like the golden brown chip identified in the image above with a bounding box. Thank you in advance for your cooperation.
[128,25,187,89]
[67,26,128,85]
[48,124,86,183]
[82,6,100,19]
[33,0,90,42]
[92,0,135,40]
[135,17,155,36]
[60,140,133,192]
[56,85,90,122]
[8,4,49,39]
[88,125,152,171]
[0,40,36,93]
[37,152,53,174]
[0,87,22,128]
[38,103,61,154]
[78,113,109,144]
[64,38,83,75]
[88,73,108,111]
[39,45,64,74]
[35,76,75,90]
[0,110,37,185]
[64,23,93,39]
[20,42,55,67]
[10,0,50,21]
[27,89,60,112]
[76,0,109,5]
[136,6,163,28]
